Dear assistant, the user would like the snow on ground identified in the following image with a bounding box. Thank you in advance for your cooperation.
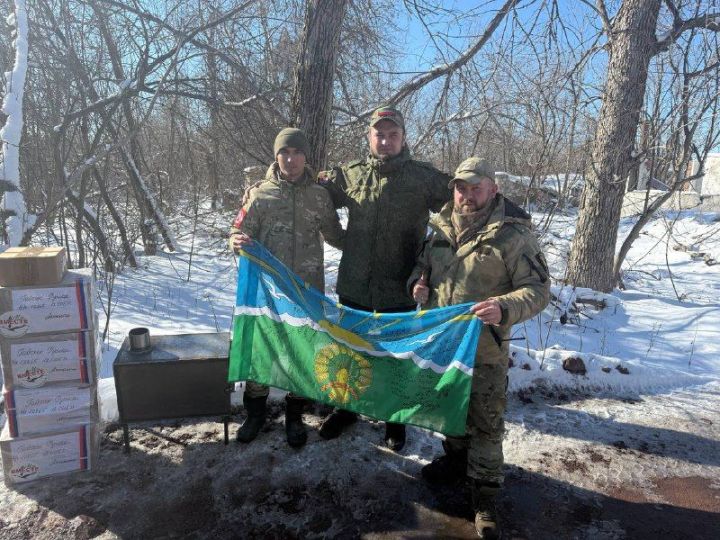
[92,202,720,482]
[1,202,719,538]
[519,209,720,389]
[91,205,720,413]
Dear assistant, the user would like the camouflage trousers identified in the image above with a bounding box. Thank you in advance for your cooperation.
[444,363,508,484]
[244,381,305,402]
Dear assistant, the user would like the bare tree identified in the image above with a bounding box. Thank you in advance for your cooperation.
[567,0,720,292]
[614,27,720,285]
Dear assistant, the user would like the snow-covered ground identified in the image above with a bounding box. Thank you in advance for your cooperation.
[95,206,720,399]
[1,203,719,538]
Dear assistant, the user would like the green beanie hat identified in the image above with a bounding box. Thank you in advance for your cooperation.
[273,127,310,159]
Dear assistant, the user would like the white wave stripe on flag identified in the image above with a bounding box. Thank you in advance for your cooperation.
[233,305,473,376]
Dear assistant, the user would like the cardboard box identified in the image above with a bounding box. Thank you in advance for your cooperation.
[1,424,97,485]
[3,386,98,437]
[0,270,95,338]
[0,247,66,287]
[1,331,98,390]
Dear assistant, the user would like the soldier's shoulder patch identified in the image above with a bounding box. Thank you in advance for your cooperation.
[232,208,247,229]
[497,222,529,241]
[508,222,533,236]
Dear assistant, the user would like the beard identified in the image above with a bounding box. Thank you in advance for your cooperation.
[371,150,399,161]
[457,201,479,213]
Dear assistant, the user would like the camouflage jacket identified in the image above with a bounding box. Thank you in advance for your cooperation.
[408,194,550,365]
[322,148,451,309]
[229,164,344,291]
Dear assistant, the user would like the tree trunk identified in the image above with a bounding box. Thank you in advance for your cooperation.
[566,0,661,292]
[561,78,580,209]
[80,121,138,268]
[1,0,30,246]
[290,0,349,170]
[206,26,221,210]
[93,164,138,268]
[66,190,114,272]
[74,165,89,268]
[93,4,177,253]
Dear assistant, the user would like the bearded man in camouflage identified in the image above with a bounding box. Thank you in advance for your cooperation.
[409,157,550,539]
[317,106,452,452]
[229,127,344,448]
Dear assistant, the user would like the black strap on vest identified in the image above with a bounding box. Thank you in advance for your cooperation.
[488,326,503,348]
[487,325,524,349]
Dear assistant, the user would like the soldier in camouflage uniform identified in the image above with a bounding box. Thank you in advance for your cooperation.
[317,106,452,451]
[229,127,344,448]
[409,157,550,539]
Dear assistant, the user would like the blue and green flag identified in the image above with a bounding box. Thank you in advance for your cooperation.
[228,242,481,436]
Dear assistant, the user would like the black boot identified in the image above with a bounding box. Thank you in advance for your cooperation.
[384,422,406,452]
[236,394,267,443]
[285,396,308,448]
[421,447,468,485]
[318,409,357,439]
[471,481,500,539]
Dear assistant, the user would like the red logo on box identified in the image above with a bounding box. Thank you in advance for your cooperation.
[11,464,39,479]
[16,367,47,387]
[0,312,29,337]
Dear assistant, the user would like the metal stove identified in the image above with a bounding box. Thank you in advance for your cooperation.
[113,329,233,452]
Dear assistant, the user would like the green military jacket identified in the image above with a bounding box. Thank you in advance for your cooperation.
[229,164,344,291]
[322,148,451,309]
[408,194,550,365]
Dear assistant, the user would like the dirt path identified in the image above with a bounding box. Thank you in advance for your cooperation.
[1,387,719,539]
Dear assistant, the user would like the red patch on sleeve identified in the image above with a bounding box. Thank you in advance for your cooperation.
[232,208,247,229]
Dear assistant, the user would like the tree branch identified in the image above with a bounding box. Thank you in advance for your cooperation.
[656,10,720,52]
[339,0,518,125]
[88,0,282,119]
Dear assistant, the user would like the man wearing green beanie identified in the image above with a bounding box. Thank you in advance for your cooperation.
[229,127,344,448]
[273,127,311,158]
[317,106,452,452]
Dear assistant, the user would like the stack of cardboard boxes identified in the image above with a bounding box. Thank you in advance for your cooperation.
[0,247,100,485]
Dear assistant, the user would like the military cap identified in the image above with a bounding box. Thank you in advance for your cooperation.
[448,157,496,188]
[274,127,310,158]
[369,106,405,129]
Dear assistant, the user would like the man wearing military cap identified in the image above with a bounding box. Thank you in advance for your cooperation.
[318,105,452,451]
[409,157,550,538]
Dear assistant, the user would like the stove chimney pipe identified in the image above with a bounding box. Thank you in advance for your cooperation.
[128,327,151,353]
